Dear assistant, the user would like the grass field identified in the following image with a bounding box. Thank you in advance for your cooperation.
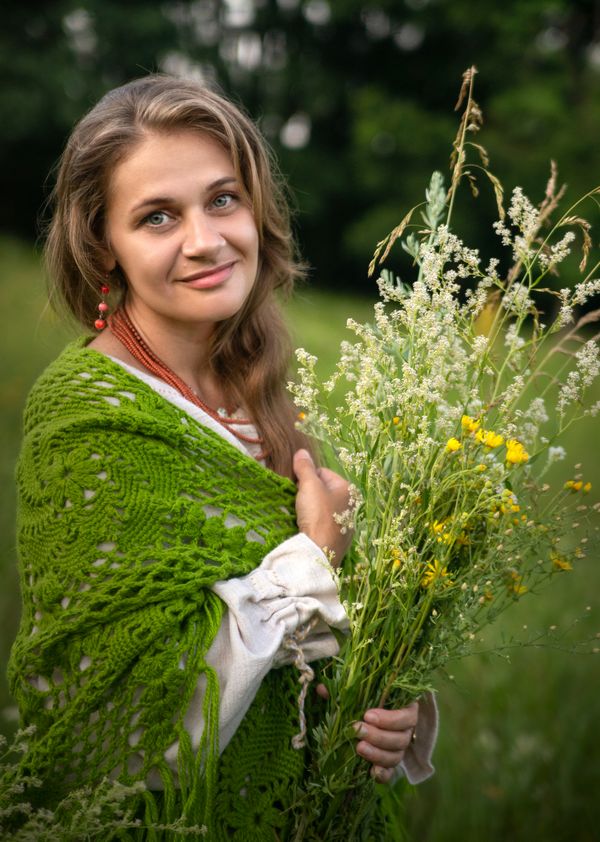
[1,236,599,840]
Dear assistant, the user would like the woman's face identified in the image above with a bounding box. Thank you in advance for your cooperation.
[103,130,260,340]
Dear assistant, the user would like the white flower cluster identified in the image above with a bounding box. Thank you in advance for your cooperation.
[557,370,582,417]
[470,334,489,360]
[576,340,600,387]
[502,282,534,317]
[526,397,549,426]
[493,187,541,262]
[507,187,540,241]
[547,446,566,463]
[289,349,319,415]
[586,400,600,417]
[515,397,549,447]
[573,278,600,306]
[539,230,576,269]
[556,288,574,328]
[556,342,599,417]
[498,374,526,416]
[493,219,512,247]
[504,322,525,354]
[464,267,496,318]
[333,483,363,534]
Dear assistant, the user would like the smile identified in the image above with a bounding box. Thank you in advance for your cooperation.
[178,261,237,289]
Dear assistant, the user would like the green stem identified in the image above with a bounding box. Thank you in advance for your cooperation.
[378,588,435,708]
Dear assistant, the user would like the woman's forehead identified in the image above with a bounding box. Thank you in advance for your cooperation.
[106,130,238,206]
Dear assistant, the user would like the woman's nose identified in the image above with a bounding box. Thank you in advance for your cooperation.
[181,212,226,258]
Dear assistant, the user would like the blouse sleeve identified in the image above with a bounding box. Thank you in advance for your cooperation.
[152,533,437,786]
[154,533,347,775]
[398,690,438,784]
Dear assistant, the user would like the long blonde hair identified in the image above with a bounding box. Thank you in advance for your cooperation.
[44,74,310,478]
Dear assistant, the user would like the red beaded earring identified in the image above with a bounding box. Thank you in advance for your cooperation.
[95,280,110,330]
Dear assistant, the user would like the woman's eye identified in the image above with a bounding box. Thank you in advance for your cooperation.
[144,211,170,227]
[212,193,237,210]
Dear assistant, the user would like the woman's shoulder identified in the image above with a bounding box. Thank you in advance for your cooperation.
[22,336,176,436]
[20,339,259,471]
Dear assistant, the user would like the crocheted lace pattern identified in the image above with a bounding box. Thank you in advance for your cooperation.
[9,339,306,835]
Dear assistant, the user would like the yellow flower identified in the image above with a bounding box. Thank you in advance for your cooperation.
[476,428,505,448]
[446,437,462,453]
[391,547,403,569]
[297,411,306,421]
[392,416,400,425]
[552,554,573,572]
[564,479,583,492]
[508,570,527,596]
[505,439,529,464]
[475,463,487,472]
[461,414,481,434]
[421,558,452,588]
[431,519,447,534]
[584,481,592,493]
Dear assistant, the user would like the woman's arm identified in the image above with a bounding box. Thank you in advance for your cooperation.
[161,533,348,767]
[155,448,437,783]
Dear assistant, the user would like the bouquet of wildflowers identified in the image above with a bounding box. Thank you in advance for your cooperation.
[288,68,600,839]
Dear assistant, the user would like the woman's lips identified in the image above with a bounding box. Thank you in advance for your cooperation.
[179,261,236,289]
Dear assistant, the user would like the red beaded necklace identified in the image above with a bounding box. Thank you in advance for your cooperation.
[109,308,264,451]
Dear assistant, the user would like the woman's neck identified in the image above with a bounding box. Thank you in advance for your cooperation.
[88,306,228,410]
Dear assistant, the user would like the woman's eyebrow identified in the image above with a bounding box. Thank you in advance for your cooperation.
[130,177,239,215]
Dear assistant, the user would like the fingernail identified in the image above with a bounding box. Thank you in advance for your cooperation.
[371,766,384,781]
[296,448,312,462]
[364,711,379,725]
[353,723,367,738]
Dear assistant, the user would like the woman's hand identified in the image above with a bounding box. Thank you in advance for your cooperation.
[354,704,419,783]
[317,685,419,784]
[293,449,353,566]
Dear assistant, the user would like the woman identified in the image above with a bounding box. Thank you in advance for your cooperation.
[8,75,436,838]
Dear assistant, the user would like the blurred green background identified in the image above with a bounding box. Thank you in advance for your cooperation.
[2,1,600,840]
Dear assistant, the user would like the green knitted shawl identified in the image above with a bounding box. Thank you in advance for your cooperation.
[8,338,311,840]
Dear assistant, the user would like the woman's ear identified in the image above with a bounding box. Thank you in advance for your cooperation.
[99,247,117,274]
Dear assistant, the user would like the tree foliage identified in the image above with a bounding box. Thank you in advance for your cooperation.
[2,0,600,291]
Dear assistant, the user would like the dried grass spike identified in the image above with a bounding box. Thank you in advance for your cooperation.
[368,207,416,276]
[455,65,478,111]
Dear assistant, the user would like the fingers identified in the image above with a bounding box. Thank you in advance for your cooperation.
[364,703,418,732]
[294,451,348,492]
[354,702,419,773]
[370,766,395,784]
[316,466,348,491]
[354,727,413,769]
[315,683,330,700]
[354,721,414,754]
[293,448,317,482]
[293,449,352,562]
[355,740,406,769]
